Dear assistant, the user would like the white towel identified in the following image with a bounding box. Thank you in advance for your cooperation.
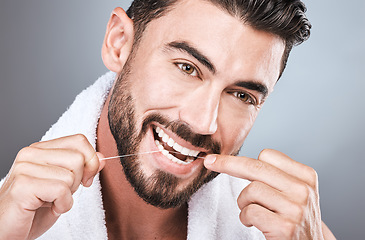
[2,72,264,239]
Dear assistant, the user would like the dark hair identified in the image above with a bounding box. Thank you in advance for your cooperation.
[126,0,311,79]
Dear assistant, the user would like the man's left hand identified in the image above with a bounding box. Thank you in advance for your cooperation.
[204,149,328,240]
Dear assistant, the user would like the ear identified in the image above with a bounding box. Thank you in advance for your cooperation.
[102,7,134,73]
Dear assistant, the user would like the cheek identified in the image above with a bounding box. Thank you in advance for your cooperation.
[130,66,174,110]
[130,63,196,112]
[219,106,259,154]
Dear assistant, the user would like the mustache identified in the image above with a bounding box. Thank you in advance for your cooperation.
[140,114,221,154]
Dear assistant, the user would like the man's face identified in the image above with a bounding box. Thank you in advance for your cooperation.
[108,0,285,208]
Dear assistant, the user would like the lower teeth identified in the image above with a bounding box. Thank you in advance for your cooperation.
[155,140,193,165]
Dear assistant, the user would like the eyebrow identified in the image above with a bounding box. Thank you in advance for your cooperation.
[166,41,216,74]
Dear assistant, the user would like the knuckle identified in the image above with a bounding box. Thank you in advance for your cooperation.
[248,159,265,173]
[245,181,260,197]
[66,150,86,172]
[56,182,71,198]
[11,161,29,176]
[73,150,86,165]
[239,209,250,226]
[64,171,76,187]
[29,141,41,147]
[54,190,74,215]
[296,183,311,204]
[10,174,29,197]
[236,195,241,208]
[57,196,74,214]
[73,134,89,147]
[249,180,263,190]
[16,147,34,161]
[64,197,74,212]
[244,204,258,218]
[307,167,319,187]
[238,183,259,208]
[240,208,252,226]
[12,173,28,184]
[307,166,318,178]
[258,148,275,160]
[243,183,254,197]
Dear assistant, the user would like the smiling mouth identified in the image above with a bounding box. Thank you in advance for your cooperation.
[153,126,205,165]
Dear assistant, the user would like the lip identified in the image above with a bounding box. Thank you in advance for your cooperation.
[145,124,205,178]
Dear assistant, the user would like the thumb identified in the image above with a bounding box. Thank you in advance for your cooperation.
[84,152,106,187]
[96,152,106,173]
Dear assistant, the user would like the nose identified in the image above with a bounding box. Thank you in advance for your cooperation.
[179,88,219,135]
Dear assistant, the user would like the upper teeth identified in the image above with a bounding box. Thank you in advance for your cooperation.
[155,126,200,157]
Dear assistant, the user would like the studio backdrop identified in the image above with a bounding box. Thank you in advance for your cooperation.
[0,1,364,239]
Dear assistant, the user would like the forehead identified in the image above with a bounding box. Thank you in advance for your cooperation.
[135,0,285,90]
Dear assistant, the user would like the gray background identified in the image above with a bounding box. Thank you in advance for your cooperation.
[0,0,364,239]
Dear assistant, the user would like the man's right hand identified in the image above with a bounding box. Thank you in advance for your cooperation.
[0,134,105,240]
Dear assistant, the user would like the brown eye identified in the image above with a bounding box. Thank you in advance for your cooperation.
[177,63,198,77]
[232,92,255,104]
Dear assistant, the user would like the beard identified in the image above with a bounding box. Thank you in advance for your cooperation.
[107,57,221,209]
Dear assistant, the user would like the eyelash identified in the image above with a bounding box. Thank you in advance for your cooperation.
[229,91,257,105]
[175,62,200,78]
[174,62,257,106]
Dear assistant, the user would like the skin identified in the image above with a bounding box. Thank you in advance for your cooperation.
[0,0,336,239]
[0,135,105,239]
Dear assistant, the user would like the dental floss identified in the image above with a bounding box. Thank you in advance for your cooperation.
[100,151,162,161]
[100,150,205,161]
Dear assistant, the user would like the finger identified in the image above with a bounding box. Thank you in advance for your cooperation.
[204,154,303,193]
[10,174,73,216]
[15,147,85,190]
[83,153,106,186]
[258,149,318,188]
[96,152,106,173]
[11,161,80,194]
[240,203,295,239]
[238,181,304,224]
[82,153,101,187]
[31,134,93,155]
[18,138,100,187]
[30,134,99,184]
[0,174,71,239]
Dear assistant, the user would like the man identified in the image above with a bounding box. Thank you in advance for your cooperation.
[0,0,336,239]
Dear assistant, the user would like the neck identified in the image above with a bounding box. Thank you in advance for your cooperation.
[96,92,188,240]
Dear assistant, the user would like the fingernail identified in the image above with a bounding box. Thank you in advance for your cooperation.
[52,208,61,217]
[204,155,216,165]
